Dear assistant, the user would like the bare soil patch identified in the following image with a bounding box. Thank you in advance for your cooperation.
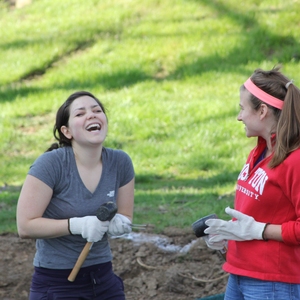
[0,228,227,299]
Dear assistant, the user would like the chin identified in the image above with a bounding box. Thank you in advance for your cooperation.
[246,133,256,138]
[245,130,253,138]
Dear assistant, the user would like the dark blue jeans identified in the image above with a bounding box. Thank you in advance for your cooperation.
[29,262,125,300]
[225,274,300,300]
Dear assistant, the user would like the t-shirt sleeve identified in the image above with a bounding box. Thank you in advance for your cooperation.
[28,151,62,189]
[117,150,135,187]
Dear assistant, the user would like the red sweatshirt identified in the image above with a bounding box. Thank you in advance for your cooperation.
[223,136,300,283]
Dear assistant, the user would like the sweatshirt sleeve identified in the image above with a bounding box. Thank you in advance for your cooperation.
[279,152,300,245]
[282,221,299,245]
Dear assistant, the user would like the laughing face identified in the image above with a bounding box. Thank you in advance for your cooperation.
[61,95,108,146]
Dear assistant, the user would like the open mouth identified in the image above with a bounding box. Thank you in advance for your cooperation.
[86,123,101,132]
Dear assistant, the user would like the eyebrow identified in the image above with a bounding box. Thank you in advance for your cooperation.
[73,104,100,112]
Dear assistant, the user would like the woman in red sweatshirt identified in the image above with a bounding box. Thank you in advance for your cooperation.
[205,67,300,300]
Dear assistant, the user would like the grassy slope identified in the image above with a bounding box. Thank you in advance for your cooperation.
[0,0,299,232]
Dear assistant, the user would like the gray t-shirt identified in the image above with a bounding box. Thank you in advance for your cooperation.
[28,146,134,269]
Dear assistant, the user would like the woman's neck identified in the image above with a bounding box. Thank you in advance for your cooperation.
[72,144,103,168]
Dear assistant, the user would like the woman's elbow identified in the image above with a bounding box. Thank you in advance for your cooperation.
[17,221,31,239]
[17,227,31,239]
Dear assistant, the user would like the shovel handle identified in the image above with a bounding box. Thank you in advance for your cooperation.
[68,242,93,282]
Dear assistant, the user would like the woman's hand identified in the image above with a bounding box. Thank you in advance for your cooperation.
[204,207,266,242]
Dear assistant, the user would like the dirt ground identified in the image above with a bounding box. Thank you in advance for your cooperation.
[0,228,228,300]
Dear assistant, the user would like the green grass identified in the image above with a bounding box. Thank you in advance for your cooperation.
[0,0,299,233]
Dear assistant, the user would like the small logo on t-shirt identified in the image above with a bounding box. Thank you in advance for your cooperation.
[107,191,115,197]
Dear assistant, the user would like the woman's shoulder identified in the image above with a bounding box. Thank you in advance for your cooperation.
[103,148,133,170]
[34,146,72,165]
[28,147,73,188]
[281,148,300,167]
[286,147,300,158]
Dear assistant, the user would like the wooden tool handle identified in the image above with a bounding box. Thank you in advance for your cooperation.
[68,242,93,282]
[68,202,117,282]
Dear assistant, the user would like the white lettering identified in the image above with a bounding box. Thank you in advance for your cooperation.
[248,168,268,195]
[238,164,249,181]
[236,184,260,201]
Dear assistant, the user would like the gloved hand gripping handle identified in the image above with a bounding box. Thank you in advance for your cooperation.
[192,214,227,260]
[68,202,117,282]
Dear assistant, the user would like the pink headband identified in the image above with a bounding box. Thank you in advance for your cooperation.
[244,78,284,110]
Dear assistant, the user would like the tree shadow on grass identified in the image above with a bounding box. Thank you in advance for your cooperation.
[135,170,238,192]
[168,0,299,80]
[1,0,299,105]
[134,171,236,227]
[0,1,297,201]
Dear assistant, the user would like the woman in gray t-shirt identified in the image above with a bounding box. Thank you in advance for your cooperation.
[17,91,135,300]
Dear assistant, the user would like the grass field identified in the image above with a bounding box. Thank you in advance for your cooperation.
[1,0,300,233]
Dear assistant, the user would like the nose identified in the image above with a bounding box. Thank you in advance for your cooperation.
[237,111,242,121]
[87,111,96,119]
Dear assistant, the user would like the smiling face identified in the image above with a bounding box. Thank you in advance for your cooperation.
[237,89,264,138]
[61,95,108,147]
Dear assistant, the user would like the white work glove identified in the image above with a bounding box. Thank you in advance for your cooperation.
[108,213,132,236]
[203,235,227,250]
[69,216,109,242]
[204,207,266,242]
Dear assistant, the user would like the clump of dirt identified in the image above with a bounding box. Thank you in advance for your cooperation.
[0,228,227,300]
